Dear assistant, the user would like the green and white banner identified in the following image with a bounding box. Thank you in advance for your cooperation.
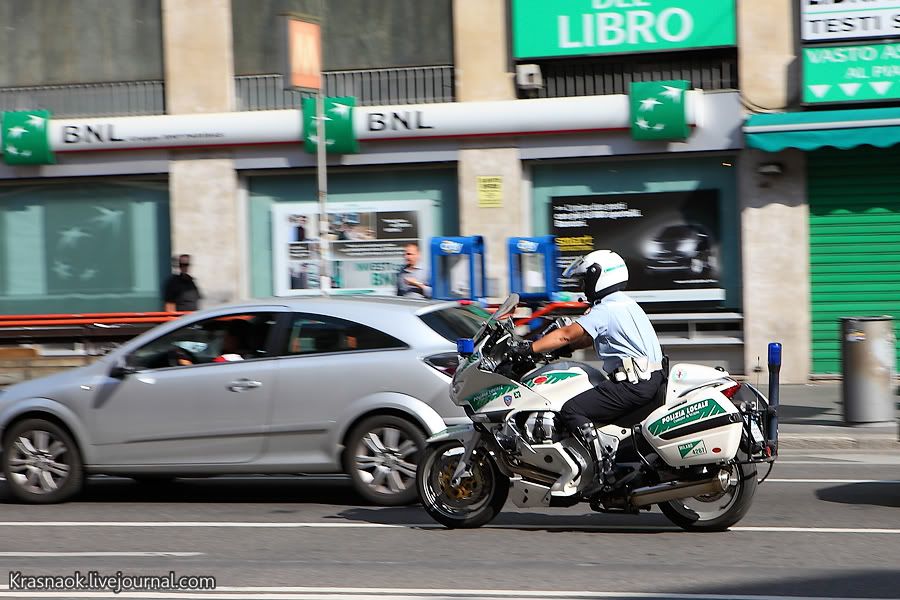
[629,80,690,140]
[511,0,736,59]
[0,93,707,162]
[302,96,358,154]
[2,110,55,165]
[803,43,900,104]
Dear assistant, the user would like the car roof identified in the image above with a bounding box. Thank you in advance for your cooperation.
[232,294,459,314]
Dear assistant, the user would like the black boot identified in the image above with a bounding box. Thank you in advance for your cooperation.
[576,422,606,496]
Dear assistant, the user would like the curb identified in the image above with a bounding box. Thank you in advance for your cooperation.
[780,433,900,451]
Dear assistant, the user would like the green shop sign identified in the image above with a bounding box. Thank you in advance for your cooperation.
[302,96,359,154]
[803,43,900,104]
[511,0,736,59]
[1,110,55,165]
[629,80,689,141]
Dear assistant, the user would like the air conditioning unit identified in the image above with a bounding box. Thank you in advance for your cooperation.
[515,64,543,90]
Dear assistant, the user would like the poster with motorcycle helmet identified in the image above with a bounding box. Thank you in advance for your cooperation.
[551,190,722,303]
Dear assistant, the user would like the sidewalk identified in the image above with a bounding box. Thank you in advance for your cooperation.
[756,382,899,451]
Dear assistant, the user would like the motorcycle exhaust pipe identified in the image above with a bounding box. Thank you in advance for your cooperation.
[629,470,730,508]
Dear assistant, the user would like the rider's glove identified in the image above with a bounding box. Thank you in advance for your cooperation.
[550,344,574,359]
[511,339,538,359]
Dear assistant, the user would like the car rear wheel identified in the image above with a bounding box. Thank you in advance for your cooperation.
[2,418,84,504]
[343,415,425,506]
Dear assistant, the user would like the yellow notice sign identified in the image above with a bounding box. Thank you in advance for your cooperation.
[477,176,503,208]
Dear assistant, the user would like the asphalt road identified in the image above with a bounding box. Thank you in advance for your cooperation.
[0,450,898,600]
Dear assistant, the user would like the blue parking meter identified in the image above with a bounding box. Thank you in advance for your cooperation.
[508,236,559,301]
[430,236,486,300]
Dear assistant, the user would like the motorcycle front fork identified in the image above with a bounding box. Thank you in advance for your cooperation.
[449,431,482,487]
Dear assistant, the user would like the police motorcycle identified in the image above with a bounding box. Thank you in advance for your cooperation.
[416,293,781,531]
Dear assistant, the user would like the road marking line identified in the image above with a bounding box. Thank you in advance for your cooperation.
[764,478,900,483]
[0,586,889,600]
[0,522,899,534]
[777,460,900,465]
[0,552,203,557]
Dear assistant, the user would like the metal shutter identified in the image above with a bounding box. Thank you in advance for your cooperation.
[808,147,900,374]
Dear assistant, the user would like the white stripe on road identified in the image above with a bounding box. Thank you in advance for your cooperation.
[1,522,899,534]
[765,478,900,483]
[0,552,202,558]
[0,586,890,600]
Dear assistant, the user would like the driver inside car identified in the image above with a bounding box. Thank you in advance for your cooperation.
[513,249,664,492]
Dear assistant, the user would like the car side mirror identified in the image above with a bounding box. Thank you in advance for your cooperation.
[109,361,138,379]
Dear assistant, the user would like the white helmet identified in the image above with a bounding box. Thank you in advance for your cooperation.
[562,250,629,303]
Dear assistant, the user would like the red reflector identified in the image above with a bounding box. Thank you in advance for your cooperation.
[721,383,742,399]
[712,447,722,453]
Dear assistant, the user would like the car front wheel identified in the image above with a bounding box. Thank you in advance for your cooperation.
[2,418,84,504]
[343,415,425,506]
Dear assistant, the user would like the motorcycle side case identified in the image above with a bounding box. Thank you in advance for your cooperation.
[641,387,742,467]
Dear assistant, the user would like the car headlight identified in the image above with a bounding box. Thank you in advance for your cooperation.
[643,240,662,256]
[677,239,698,254]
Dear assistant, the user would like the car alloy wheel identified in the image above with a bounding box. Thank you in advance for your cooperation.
[2,418,84,504]
[343,415,425,506]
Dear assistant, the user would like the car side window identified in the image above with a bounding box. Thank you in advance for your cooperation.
[127,312,276,369]
[285,313,406,356]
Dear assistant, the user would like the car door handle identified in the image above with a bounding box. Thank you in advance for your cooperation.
[228,378,262,392]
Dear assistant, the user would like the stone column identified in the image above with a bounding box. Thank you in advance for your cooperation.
[453,0,523,298]
[737,0,809,381]
[739,150,811,383]
[162,0,240,307]
[737,0,798,111]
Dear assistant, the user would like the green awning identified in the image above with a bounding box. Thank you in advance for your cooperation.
[744,107,900,152]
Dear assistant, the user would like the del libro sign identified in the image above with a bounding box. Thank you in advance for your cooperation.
[510,0,736,59]
[803,42,900,103]
[802,0,900,42]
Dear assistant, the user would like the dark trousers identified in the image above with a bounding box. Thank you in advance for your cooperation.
[559,371,664,432]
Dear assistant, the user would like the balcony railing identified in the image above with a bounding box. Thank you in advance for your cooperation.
[235,66,455,110]
[0,66,455,118]
[0,80,165,118]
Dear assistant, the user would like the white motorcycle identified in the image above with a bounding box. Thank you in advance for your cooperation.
[416,294,780,532]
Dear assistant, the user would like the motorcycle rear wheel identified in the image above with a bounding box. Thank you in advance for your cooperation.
[659,461,758,532]
[417,441,509,529]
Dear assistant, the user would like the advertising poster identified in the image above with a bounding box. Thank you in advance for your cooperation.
[272,200,434,296]
[551,191,723,302]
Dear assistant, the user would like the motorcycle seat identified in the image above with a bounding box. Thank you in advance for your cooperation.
[611,392,665,427]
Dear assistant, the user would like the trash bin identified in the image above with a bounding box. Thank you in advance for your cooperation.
[840,316,896,425]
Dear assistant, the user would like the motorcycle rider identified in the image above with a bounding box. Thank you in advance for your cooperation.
[516,249,664,492]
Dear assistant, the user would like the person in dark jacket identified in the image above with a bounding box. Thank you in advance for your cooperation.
[163,254,202,312]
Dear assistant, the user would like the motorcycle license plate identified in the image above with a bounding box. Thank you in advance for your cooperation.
[750,420,765,444]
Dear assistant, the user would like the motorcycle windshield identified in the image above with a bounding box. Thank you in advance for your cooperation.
[562,256,585,278]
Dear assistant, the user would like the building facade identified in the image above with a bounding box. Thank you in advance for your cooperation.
[1,0,897,383]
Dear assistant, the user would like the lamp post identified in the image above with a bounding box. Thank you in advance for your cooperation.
[316,90,330,294]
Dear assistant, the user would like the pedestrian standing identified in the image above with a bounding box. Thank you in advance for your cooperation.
[163,254,202,311]
[396,242,431,298]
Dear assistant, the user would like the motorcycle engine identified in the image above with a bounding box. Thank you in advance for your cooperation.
[521,412,565,444]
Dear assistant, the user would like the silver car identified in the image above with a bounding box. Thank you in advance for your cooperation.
[0,296,489,505]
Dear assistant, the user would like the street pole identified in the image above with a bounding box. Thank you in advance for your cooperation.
[316,90,330,294]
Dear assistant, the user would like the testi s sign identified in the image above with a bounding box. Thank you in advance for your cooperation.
[802,0,900,42]
[511,0,736,59]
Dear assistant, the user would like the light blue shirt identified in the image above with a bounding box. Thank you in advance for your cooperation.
[576,291,662,374]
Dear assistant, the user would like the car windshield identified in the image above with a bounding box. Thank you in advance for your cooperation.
[418,304,491,342]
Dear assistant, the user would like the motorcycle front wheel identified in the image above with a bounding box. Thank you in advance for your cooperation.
[416,441,509,529]
[659,461,758,532]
